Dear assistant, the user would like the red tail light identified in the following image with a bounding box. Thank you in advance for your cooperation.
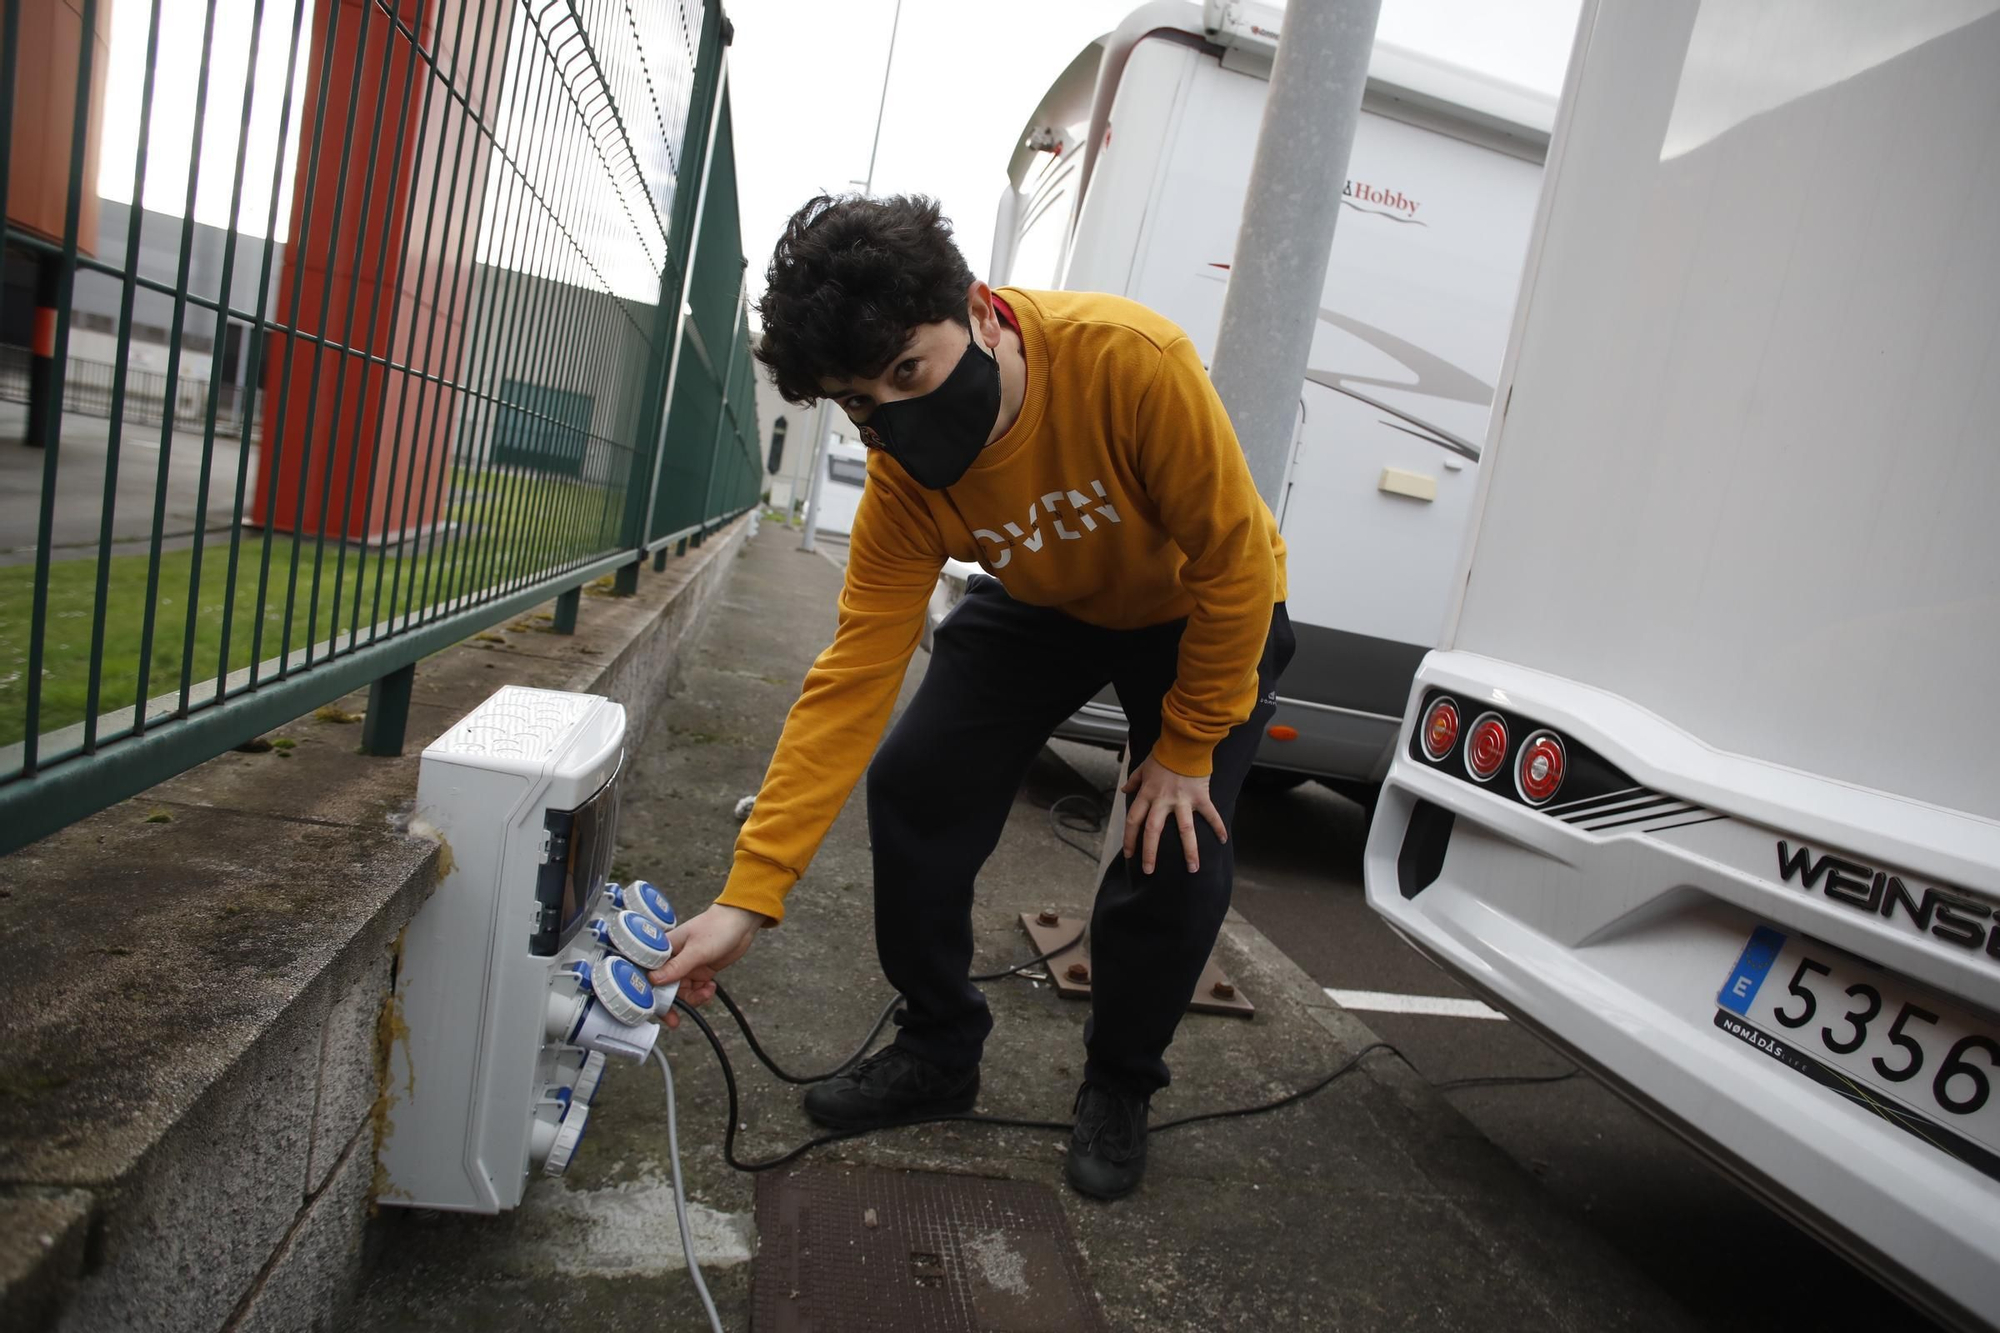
[1420,697,1460,761]
[1516,731,1566,805]
[1465,713,1508,781]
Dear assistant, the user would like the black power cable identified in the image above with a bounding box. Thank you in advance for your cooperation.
[704,926,1090,1088]
[972,924,1089,983]
[1434,1069,1581,1092]
[676,994,1399,1174]
[1048,790,1111,860]
[665,783,1581,1173]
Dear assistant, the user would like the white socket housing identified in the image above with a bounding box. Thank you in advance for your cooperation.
[573,998,662,1063]
[377,687,627,1213]
[544,1101,590,1176]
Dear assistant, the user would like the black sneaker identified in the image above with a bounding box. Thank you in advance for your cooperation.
[1066,1081,1149,1200]
[802,1046,979,1130]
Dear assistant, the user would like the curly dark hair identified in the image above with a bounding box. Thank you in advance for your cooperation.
[754,194,976,405]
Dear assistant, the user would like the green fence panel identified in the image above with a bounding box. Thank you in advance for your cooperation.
[648,83,745,542]
[0,0,752,853]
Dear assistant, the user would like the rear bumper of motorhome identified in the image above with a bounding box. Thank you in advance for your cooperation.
[1364,651,2000,1333]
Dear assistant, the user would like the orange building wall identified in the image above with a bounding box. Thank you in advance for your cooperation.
[5,0,112,257]
[253,0,512,543]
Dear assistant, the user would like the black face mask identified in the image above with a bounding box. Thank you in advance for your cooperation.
[856,330,1001,490]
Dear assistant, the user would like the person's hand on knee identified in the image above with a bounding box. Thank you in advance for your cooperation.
[1121,754,1226,874]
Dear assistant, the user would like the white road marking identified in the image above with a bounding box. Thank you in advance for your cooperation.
[1324,987,1508,1020]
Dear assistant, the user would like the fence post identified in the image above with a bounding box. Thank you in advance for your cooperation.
[626,1,730,568]
[552,586,581,635]
[697,274,748,528]
[362,661,415,756]
[25,255,59,449]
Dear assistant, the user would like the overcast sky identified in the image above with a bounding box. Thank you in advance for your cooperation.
[95,0,1581,314]
[725,0,1583,322]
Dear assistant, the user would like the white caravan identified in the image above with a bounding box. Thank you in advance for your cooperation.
[1364,3,2000,1328]
[808,436,869,540]
[960,0,1553,793]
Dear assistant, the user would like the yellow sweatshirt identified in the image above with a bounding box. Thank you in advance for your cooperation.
[718,288,1287,923]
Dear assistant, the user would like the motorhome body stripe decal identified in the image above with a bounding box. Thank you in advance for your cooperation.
[1577,803,1706,832]
[1542,785,1649,815]
[1559,794,1681,824]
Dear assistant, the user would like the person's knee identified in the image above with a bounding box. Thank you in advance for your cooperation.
[867,721,941,807]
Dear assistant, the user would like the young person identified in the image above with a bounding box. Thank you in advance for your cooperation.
[653,194,1291,1199]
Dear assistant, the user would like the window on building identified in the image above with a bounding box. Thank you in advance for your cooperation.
[767,416,787,473]
[492,379,593,476]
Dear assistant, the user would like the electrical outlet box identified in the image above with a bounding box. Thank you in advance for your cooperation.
[378,686,642,1212]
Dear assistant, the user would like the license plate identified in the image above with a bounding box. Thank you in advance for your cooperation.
[1716,926,2000,1183]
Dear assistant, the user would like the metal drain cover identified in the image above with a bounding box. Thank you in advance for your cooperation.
[752,1164,1109,1332]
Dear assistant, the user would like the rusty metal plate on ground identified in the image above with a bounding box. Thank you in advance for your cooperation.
[1020,912,1254,1017]
[752,1164,1109,1333]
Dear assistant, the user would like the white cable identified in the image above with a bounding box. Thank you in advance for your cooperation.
[655,1047,726,1333]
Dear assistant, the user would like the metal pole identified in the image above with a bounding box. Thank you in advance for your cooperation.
[802,0,900,553]
[862,0,903,196]
[796,399,830,553]
[1208,0,1382,509]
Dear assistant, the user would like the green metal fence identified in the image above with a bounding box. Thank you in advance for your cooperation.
[0,0,762,854]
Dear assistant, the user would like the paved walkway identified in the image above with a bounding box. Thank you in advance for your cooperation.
[347,523,1700,1332]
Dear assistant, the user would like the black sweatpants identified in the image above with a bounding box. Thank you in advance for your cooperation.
[866,575,1295,1097]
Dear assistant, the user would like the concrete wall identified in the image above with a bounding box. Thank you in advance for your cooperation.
[451,264,661,490]
[74,200,285,360]
[755,371,812,512]
[756,379,868,521]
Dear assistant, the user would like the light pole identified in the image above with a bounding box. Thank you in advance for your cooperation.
[862,0,902,197]
[1207,0,1383,511]
[802,0,903,555]
[797,399,832,552]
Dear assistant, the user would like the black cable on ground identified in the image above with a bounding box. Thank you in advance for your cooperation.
[667,784,1582,1174]
[1048,789,1112,860]
[701,924,1089,1088]
[1434,1068,1581,1092]
[969,925,1086,981]
[1151,1041,1395,1132]
[710,987,900,1085]
[676,994,1398,1174]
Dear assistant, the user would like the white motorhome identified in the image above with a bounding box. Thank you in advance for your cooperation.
[807,436,870,540]
[1364,3,2000,1327]
[955,0,1554,794]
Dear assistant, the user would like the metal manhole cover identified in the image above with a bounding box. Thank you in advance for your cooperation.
[752,1164,1110,1332]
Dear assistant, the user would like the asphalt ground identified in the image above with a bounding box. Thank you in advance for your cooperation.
[0,404,248,566]
[1043,739,1949,1333]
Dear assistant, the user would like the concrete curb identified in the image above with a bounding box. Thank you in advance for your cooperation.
[0,517,753,1333]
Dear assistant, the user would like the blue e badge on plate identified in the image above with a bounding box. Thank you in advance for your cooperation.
[1718,926,1787,1015]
